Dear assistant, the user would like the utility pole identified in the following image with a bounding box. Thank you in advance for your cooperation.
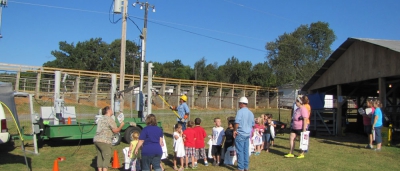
[133,1,155,121]
[118,0,128,113]
[0,0,8,39]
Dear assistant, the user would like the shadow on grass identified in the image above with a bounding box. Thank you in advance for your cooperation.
[160,154,175,170]
[90,156,97,171]
[274,136,289,141]
[314,133,366,149]
[268,147,287,156]
[219,163,236,170]
[164,132,173,139]
[0,141,32,170]
[41,139,94,148]
[318,139,363,149]
[269,144,289,151]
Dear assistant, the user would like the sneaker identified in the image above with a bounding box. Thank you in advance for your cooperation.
[365,144,373,149]
[284,153,294,158]
[296,154,305,159]
[374,148,381,152]
[178,168,184,171]
[204,162,209,166]
[213,161,217,166]
[194,163,198,168]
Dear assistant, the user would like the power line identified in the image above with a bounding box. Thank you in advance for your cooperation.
[127,17,142,34]
[129,16,267,53]
[148,18,268,42]
[222,0,299,24]
[10,1,111,15]
[9,0,268,44]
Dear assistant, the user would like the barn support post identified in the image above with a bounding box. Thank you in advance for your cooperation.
[337,84,343,136]
[208,88,222,109]
[167,84,180,107]
[190,85,195,108]
[222,89,234,109]
[248,90,257,109]
[35,72,41,99]
[15,71,20,91]
[240,90,246,98]
[379,77,387,107]
[195,86,208,108]
[74,77,80,103]
[152,83,165,109]
[91,77,99,107]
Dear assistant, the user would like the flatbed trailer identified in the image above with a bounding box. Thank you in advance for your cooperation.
[18,117,161,146]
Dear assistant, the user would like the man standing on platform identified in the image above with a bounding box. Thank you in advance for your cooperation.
[233,97,254,171]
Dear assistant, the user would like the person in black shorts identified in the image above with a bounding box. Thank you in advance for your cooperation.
[221,120,235,164]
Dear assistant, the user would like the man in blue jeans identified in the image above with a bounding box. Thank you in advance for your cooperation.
[233,97,255,171]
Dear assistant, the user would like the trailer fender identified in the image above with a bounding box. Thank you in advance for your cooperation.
[128,122,137,127]
[124,126,142,143]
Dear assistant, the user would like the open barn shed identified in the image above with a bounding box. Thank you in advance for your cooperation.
[302,37,400,138]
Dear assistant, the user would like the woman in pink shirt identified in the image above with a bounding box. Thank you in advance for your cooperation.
[284,96,309,159]
[363,99,375,149]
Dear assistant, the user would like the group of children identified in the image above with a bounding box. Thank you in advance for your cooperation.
[125,114,278,171]
[170,117,238,170]
[252,114,276,155]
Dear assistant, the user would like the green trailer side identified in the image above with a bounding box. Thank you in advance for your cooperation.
[17,117,162,145]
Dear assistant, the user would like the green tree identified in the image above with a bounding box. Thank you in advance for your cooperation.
[44,38,139,74]
[219,56,252,84]
[203,62,219,82]
[155,60,192,79]
[265,21,336,87]
[249,62,275,87]
[194,57,206,80]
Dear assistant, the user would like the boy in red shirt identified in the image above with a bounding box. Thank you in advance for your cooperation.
[183,121,196,169]
[193,118,209,167]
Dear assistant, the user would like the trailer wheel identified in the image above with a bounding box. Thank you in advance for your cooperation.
[111,133,121,146]
[124,127,142,143]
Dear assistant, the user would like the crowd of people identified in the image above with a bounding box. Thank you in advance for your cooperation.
[93,94,389,171]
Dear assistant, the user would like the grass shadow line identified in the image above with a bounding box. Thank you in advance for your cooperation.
[164,132,173,139]
[0,142,32,170]
[318,139,362,149]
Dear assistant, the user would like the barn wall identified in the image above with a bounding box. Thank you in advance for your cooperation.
[310,41,400,90]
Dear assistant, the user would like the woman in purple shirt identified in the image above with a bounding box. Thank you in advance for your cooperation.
[284,96,309,159]
[134,114,164,171]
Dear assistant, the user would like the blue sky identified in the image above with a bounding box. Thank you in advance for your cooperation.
[0,0,399,68]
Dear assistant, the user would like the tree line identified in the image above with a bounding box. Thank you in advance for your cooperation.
[44,21,336,88]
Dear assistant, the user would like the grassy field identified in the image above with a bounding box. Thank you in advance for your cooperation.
[1,107,400,171]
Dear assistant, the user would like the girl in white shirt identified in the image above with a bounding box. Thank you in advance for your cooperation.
[173,123,185,171]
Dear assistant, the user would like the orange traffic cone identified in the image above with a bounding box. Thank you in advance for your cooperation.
[112,150,121,169]
[52,159,59,171]
[67,117,71,125]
